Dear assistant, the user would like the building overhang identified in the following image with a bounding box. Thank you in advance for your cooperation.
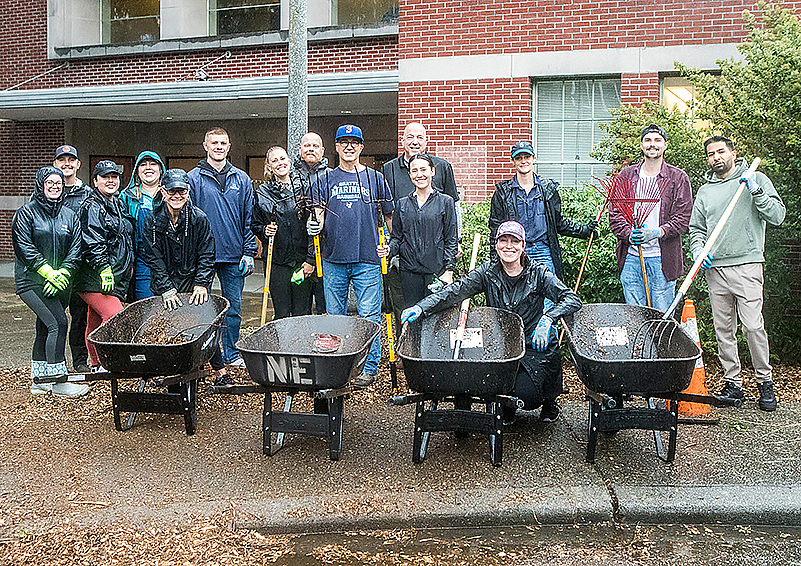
[0,70,399,122]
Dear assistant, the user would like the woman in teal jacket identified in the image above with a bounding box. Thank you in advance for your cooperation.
[119,150,165,300]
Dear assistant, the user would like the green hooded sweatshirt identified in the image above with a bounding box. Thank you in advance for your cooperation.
[689,157,785,267]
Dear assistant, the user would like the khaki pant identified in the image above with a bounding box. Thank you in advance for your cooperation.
[705,263,772,385]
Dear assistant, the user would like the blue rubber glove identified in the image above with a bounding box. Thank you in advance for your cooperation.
[238,255,254,277]
[692,249,714,271]
[400,305,422,326]
[740,170,762,195]
[630,226,661,245]
[531,315,553,351]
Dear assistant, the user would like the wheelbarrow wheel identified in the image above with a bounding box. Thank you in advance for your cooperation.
[182,378,198,436]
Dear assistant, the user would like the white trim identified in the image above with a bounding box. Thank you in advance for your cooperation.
[399,44,742,82]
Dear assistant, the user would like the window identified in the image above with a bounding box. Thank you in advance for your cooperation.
[533,78,621,187]
[103,0,160,44]
[333,0,398,25]
[661,76,712,130]
[210,0,281,35]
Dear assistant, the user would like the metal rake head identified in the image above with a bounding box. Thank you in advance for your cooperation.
[630,318,681,359]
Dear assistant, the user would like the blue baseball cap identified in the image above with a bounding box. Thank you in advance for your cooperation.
[335,124,363,142]
[55,145,78,159]
[511,141,535,158]
[641,124,667,141]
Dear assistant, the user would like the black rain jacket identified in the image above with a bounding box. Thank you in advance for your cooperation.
[489,177,593,280]
[389,190,458,275]
[252,173,313,268]
[13,167,82,296]
[143,193,216,295]
[75,188,134,299]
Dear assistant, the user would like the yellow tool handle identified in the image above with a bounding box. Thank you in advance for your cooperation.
[378,226,388,275]
[314,235,323,277]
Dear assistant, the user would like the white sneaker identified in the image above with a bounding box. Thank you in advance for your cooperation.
[31,381,53,395]
[227,358,246,368]
[51,381,90,398]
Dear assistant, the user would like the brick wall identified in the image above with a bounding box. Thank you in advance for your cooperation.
[622,73,660,106]
[399,0,801,59]
[398,78,531,202]
[0,120,65,261]
[0,0,397,90]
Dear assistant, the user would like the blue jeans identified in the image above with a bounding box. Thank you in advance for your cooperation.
[322,261,382,375]
[620,253,676,312]
[526,240,555,312]
[216,262,244,364]
[133,257,154,301]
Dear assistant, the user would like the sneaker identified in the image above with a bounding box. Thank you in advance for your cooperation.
[539,400,560,423]
[352,373,376,388]
[73,363,91,374]
[757,381,777,412]
[51,382,90,398]
[213,373,234,387]
[227,358,246,369]
[31,381,53,395]
[717,381,744,402]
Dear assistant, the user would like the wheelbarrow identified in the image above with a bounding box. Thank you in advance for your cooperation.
[216,314,380,461]
[563,303,741,462]
[390,306,525,466]
[35,294,229,435]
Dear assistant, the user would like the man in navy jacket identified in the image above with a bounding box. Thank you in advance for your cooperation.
[188,127,256,367]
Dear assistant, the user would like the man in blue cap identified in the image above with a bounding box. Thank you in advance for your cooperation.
[309,125,394,387]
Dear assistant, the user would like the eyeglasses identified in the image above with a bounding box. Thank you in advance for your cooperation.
[336,139,362,148]
[44,180,63,188]
[164,187,189,195]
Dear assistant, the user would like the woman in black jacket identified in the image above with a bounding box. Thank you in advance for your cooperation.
[401,221,582,423]
[388,153,458,307]
[75,161,134,371]
[12,166,85,396]
[143,169,231,386]
[252,146,314,319]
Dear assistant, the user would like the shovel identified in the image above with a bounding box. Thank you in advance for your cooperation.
[452,232,482,360]
[259,223,276,326]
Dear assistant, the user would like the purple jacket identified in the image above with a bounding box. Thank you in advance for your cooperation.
[608,161,692,282]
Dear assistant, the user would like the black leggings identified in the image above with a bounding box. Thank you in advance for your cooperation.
[399,269,436,309]
[269,263,312,319]
[19,289,69,364]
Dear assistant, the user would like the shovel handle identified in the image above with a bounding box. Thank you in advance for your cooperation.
[314,235,323,277]
[663,158,761,319]
[453,232,481,360]
[260,229,275,326]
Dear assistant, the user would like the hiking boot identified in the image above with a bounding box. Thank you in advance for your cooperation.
[539,400,560,423]
[717,381,744,403]
[757,381,777,412]
[213,373,234,387]
[73,363,92,374]
[352,373,376,388]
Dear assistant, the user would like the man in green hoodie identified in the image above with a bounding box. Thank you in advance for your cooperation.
[689,136,786,411]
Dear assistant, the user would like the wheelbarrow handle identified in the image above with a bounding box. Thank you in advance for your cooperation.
[663,157,761,319]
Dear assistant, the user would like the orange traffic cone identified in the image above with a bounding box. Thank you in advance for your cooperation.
[677,299,718,423]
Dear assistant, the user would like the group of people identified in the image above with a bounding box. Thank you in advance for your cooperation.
[14,122,785,420]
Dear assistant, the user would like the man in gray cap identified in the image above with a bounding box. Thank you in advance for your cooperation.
[53,145,91,372]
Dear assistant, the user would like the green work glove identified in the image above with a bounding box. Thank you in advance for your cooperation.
[291,268,305,285]
[99,266,115,293]
[37,263,68,289]
[53,268,71,291]
[43,280,59,297]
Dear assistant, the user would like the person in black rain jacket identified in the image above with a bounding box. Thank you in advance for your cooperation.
[13,166,85,396]
[75,161,134,371]
[252,146,314,319]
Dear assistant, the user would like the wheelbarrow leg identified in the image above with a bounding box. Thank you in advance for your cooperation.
[328,396,344,461]
[111,378,123,431]
[263,392,273,455]
[586,399,600,463]
[413,399,436,464]
[648,397,677,462]
[181,378,198,436]
[489,401,503,467]
[124,378,147,430]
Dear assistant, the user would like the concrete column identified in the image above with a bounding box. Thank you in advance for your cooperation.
[287,0,308,157]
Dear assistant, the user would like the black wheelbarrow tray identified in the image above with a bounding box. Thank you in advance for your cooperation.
[563,303,741,463]
[390,306,525,466]
[78,294,228,434]
[220,314,380,461]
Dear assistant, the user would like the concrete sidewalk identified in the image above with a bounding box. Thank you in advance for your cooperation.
[0,268,799,535]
